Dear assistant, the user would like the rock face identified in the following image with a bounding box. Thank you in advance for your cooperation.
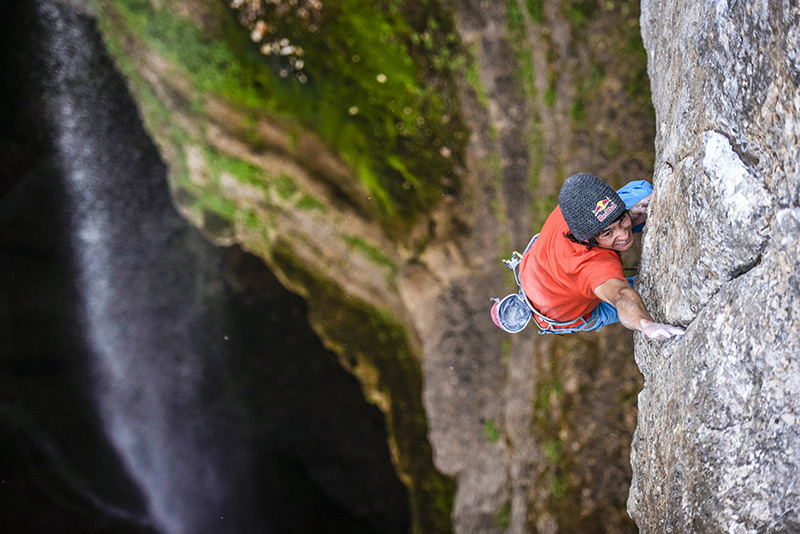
[629,0,800,531]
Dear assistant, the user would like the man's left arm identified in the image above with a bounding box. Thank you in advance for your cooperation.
[594,278,685,340]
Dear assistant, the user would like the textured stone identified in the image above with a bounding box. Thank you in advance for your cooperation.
[630,0,800,531]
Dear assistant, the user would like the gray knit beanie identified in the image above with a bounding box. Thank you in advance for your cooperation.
[558,173,626,241]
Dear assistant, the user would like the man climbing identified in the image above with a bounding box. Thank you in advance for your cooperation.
[491,173,685,341]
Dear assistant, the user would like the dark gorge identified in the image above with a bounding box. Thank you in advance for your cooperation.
[0,2,408,532]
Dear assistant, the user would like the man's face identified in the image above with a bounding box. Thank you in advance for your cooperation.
[595,212,633,252]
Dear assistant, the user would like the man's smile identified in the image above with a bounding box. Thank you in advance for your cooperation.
[614,232,632,248]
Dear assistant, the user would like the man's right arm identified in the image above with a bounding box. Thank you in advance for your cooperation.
[593,278,685,340]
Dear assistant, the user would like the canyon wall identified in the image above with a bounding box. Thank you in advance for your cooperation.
[629,0,800,532]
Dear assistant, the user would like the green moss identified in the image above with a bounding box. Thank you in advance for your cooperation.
[465,44,489,109]
[526,0,545,23]
[563,0,600,31]
[596,2,653,114]
[190,145,326,214]
[534,387,549,413]
[341,234,398,279]
[275,173,299,200]
[106,0,265,107]
[202,146,266,187]
[625,35,651,99]
[494,501,511,529]
[627,35,647,60]
[286,132,299,153]
[532,374,565,431]
[588,62,605,92]
[483,418,501,444]
[429,470,457,527]
[506,0,537,103]
[534,378,563,414]
[501,8,548,235]
[99,0,470,232]
[550,471,568,500]
[530,192,558,236]
[296,194,325,211]
[507,0,525,32]
[503,0,553,244]
[241,116,266,150]
[543,74,557,108]
[530,337,608,523]
[543,439,564,464]
[525,121,546,221]
[569,95,586,122]
[198,191,238,220]
[242,210,263,230]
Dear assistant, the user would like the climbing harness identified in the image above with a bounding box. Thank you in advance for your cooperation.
[490,234,595,334]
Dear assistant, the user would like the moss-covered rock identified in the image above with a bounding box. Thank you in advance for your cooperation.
[93,0,472,531]
[93,0,657,532]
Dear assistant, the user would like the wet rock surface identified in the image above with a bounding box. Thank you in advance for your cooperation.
[630,0,800,531]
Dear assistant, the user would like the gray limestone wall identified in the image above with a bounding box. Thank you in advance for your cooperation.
[629,0,800,532]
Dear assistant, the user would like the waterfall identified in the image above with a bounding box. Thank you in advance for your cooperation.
[37,1,255,532]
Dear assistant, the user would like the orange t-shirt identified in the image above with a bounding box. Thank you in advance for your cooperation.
[520,206,626,328]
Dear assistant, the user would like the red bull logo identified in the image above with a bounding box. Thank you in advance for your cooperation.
[592,196,617,222]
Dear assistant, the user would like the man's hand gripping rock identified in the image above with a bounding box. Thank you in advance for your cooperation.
[640,319,685,340]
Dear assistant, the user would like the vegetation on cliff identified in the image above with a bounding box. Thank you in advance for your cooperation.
[98,0,468,231]
[93,0,472,531]
[93,0,658,531]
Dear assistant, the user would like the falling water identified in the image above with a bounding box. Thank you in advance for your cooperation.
[37,1,256,532]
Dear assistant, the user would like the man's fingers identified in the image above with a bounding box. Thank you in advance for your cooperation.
[642,322,686,340]
[633,194,651,208]
[660,324,685,337]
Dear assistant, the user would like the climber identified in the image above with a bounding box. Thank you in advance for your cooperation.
[491,173,685,341]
